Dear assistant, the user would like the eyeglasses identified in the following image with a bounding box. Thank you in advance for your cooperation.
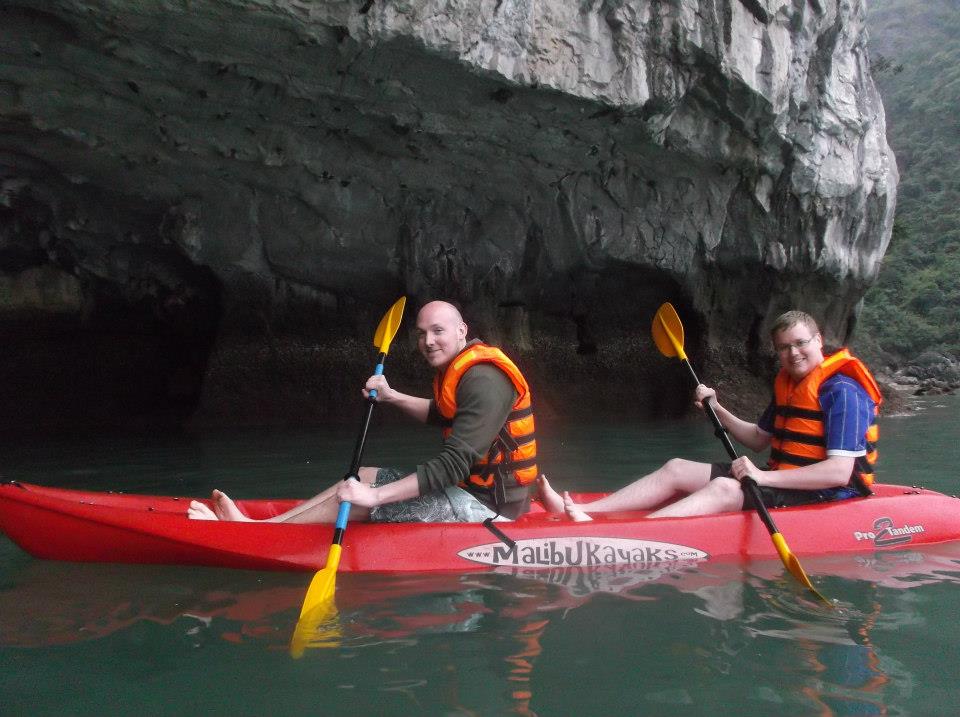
[775,337,817,354]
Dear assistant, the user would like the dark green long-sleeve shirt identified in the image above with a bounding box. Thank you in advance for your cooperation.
[415,362,530,518]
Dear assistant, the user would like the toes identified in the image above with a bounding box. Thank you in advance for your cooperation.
[187,501,218,520]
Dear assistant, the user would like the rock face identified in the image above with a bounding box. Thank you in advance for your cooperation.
[0,0,897,427]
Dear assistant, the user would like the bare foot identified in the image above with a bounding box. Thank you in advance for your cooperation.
[211,489,252,522]
[537,474,566,514]
[186,490,252,522]
[187,500,218,520]
[563,491,593,522]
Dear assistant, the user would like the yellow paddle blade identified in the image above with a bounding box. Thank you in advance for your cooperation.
[300,543,342,618]
[373,296,407,355]
[652,302,688,361]
[290,599,342,658]
[771,533,832,607]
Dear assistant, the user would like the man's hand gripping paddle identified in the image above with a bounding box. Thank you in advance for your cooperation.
[292,296,407,655]
[652,302,831,606]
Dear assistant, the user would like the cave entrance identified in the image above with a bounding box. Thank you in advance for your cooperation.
[523,262,704,420]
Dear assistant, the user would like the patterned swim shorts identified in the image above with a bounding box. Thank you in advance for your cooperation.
[367,467,503,523]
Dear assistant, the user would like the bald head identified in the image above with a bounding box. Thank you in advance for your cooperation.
[417,301,464,325]
[416,301,468,370]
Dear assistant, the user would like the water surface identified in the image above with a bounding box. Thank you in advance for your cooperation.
[2,396,959,716]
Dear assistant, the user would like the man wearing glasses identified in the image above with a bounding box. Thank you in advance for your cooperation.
[539,310,883,520]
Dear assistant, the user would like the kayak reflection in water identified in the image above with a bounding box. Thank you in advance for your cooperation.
[188,300,539,524]
[539,310,882,521]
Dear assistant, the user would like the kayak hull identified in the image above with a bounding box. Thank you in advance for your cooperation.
[1,481,958,573]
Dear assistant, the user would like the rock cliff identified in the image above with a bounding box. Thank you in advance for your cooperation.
[0,0,897,427]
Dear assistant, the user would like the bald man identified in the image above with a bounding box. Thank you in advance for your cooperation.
[189,301,539,523]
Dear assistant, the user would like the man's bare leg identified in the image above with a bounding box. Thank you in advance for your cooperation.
[540,459,714,515]
[647,477,745,518]
[187,467,380,523]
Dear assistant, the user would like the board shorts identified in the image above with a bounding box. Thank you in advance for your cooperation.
[709,462,862,510]
[367,467,506,523]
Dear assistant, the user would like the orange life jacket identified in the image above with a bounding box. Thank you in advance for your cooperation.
[767,348,882,494]
[433,342,537,504]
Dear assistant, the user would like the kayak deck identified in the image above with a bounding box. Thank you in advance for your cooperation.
[1,481,958,573]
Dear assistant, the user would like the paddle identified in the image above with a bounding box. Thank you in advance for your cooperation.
[298,296,407,619]
[652,302,831,606]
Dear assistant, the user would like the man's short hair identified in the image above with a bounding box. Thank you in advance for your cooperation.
[770,310,819,339]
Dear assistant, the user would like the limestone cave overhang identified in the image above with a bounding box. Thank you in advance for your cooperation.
[0,1,897,428]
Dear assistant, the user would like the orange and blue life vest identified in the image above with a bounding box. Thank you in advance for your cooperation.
[433,342,537,505]
[767,348,882,494]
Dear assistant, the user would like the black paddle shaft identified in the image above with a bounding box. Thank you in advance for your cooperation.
[345,351,386,481]
[681,358,779,536]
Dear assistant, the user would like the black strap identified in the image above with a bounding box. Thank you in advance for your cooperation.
[468,456,538,475]
[774,405,824,420]
[497,425,519,452]
[768,447,822,467]
[482,517,515,548]
[851,457,875,496]
[771,428,827,447]
[465,410,538,511]
[439,404,534,429]
[507,405,534,421]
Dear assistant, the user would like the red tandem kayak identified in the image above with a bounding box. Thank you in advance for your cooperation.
[1,481,958,573]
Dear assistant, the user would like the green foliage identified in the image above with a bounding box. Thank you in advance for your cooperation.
[860,0,960,359]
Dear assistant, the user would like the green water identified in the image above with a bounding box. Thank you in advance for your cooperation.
[2,397,959,716]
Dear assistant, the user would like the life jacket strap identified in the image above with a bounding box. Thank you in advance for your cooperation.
[470,456,538,475]
[771,428,827,447]
[774,406,824,420]
[508,405,534,421]
[769,447,821,467]
[438,405,534,430]
[468,429,536,508]
[497,424,519,452]
[482,517,515,548]
[852,456,875,496]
